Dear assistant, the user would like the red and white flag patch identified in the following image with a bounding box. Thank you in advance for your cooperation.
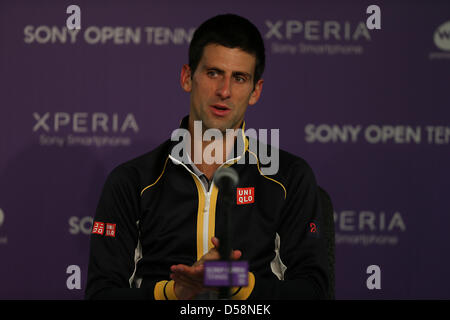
[236,187,255,205]
[92,221,104,235]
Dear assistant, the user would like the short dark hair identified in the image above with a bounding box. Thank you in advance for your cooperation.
[188,14,265,87]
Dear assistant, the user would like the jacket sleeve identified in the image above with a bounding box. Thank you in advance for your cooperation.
[85,165,172,300]
[247,161,330,300]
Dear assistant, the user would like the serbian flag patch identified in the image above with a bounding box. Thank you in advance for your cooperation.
[92,221,104,235]
[236,187,255,205]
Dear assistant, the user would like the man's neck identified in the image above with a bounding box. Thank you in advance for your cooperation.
[188,128,238,181]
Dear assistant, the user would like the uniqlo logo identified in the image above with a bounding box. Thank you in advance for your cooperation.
[105,223,116,237]
[92,221,104,235]
[236,187,255,205]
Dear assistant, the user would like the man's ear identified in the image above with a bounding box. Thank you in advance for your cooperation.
[249,79,264,106]
[180,64,192,92]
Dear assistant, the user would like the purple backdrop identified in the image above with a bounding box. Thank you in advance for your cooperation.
[1,0,449,299]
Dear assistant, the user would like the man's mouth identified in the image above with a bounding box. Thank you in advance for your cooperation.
[209,104,231,117]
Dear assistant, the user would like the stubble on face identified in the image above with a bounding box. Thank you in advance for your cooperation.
[187,44,258,134]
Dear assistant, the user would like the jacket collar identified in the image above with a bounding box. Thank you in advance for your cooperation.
[168,115,249,165]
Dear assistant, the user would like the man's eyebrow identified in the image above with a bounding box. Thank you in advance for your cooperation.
[204,66,252,79]
[206,67,225,74]
[232,71,252,80]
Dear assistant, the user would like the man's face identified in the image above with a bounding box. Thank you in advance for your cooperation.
[181,44,263,133]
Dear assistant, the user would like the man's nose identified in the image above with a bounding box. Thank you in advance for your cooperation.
[216,77,231,99]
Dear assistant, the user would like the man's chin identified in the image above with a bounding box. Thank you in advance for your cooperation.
[202,118,233,133]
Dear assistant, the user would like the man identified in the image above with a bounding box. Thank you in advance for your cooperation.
[85,14,329,300]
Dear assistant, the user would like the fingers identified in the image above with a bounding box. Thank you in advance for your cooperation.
[203,249,221,262]
[170,264,205,298]
[211,236,220,248]
[232,249,242,260]
[170,273,204,300]
[170,272,203,290]
[171,264,204,276]
[210,237,242,260]
[170,250,243,300]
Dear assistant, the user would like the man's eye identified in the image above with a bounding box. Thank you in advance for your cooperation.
[235,76,246,83]
[207,70,218,77]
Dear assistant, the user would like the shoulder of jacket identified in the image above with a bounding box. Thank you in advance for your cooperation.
[107,139,172,189]
[252,140,314,179]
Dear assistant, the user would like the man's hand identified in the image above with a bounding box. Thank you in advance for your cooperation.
[170,237,242,300]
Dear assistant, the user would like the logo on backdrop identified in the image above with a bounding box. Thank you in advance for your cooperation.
[32,112,139,147]
[304,124,450,145]
[24,25,195,46]
[334,210,406,246]
[0,208,7,245]
[429,21,450,60]
[265,19,372,56]
[68,216,93,235]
